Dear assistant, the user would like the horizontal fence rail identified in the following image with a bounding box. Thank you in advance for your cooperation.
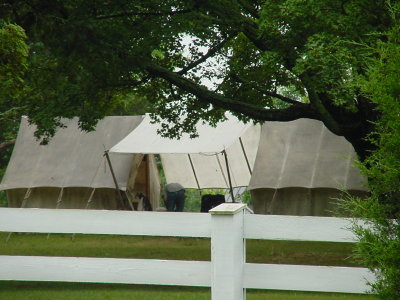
[0,208,361,242]
[0,254,373,294]
[0,206,374,299]
[0,207,211,237]
[0,256,211,287]
[244,263,374,294]
[244,214,358,242]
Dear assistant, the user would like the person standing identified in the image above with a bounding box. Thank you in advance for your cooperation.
[164,183,185,212]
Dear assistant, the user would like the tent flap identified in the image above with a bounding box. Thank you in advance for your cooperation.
[0,116,143,190]
[110,114,261,189]
[248,119,367,191]
[110,114,253,154]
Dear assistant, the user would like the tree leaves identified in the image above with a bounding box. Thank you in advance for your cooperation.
[0,0,394,157]
[344,7,400,297]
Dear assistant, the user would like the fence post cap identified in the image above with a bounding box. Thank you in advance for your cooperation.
[209,203,247,215]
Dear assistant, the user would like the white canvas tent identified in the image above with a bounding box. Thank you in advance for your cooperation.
[110,114,260,198]
[248,119,368,216]
[0,116,161,210]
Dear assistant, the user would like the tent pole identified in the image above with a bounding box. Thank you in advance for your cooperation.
[215,154,229,188]
[187,154,201,191]
[223,150,235,203]
[85,188,96,209]
[20,187,32,208]
[104,150,126,210]
[239,137,252,175]
[188,154,203,202]
[55,187,64,209]
[145,155,150,208]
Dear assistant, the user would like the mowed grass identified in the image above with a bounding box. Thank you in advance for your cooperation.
[0,282,377,300]
[0,233,361,266]
[0,233,376,299]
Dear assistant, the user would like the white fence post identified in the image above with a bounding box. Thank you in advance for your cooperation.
[210,203,247,300]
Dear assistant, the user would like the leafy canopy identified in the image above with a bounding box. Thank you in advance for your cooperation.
[0,0,395,157]
[0,23,28,164]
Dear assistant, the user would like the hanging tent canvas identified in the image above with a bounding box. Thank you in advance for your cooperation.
[109,114,260,199]
[0,116,161,210]
[248,118,368,216]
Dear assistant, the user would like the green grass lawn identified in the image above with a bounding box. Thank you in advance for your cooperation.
[0,233,376,299]
[0,233,361,266]
[0,282,377,300]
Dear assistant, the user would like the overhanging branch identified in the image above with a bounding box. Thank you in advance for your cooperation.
[138,59,318,122]
[177,32,237,75]
[237,0,260,18]
[300,74,342,135]
[230,73,300,105]
[96,9,192,20]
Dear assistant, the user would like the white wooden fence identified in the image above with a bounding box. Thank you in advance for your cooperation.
[0,203,374,300]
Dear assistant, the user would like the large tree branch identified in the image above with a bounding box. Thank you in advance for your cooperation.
[96,9,192,20]
[196,3,295,69]
[230,73,300,105]
[237,0,260,18]
[300,74,342,135]
[0,140,15,151]
[177,32,237,75]
[240,19,297,69]
[138,59,318,122]
[194,1,269,51]
[196,2,301,71]
[240,19,271,51]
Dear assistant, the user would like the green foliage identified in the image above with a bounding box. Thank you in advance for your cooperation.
[183,189,202,212]
[342,5,400,298]
[0,23,28,100]
[240,190,252,206]
[0,282,379,300]
[1,2,154,143]
[0,232,359,266]
[0,23,28,172]
[0,191,7,207]
[109,93,151,116]
[0,0,393,156]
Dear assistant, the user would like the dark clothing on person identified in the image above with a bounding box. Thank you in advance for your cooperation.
[164,183,185,212]
[136,193,152,211]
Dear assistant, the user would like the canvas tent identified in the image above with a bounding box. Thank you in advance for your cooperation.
[0,116,161,210]
[109,114,260,198]
[248,118,368,216]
